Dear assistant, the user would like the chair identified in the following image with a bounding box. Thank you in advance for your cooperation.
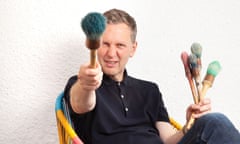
[55,92,83,144]
[55,92,182,144]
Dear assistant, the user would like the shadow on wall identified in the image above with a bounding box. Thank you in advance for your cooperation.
[37,36,89,143]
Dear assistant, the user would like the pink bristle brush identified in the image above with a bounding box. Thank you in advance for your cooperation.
[181,52,199,130]
[181,51,199,104]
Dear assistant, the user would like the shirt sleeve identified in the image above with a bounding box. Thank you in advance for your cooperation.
[63,75,93,117]
[63,75,78,115]
[151,83,170,123]
[63,75,93,143]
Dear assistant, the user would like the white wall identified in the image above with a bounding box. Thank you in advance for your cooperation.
[1,0,239,143]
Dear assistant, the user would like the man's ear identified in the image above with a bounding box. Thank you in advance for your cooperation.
[130,41,137,57]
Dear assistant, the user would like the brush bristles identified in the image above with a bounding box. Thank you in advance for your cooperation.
[188,54,198,69]
[181,52,189,67]
[206,61,221,77]
[191,42,202,58]
[81,12,106,40]
[181,51,192,78]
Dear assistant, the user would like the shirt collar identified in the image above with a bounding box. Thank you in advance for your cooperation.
[102,70,129,86]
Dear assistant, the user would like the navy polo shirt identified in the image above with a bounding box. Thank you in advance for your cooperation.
[64,71,170,144]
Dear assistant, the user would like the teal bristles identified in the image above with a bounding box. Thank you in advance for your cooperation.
[207,61,221,77]
[191,42,202,58]
[81,12,106,40]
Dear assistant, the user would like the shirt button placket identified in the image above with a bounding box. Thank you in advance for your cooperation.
[121,94,128,113]
[118,82,128,115]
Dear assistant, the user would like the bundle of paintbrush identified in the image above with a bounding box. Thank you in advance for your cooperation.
[181,42,222,129]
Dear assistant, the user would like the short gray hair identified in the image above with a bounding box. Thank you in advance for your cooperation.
[103,9,137,42]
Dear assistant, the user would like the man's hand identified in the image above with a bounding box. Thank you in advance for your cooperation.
[186,98,212,121]
[70,62,103,114]
[77,62,103,91]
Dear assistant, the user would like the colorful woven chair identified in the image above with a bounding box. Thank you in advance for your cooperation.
[55,92,83,144]
[55,92,182,144]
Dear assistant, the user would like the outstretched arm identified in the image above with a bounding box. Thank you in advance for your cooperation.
[70,62,103,114]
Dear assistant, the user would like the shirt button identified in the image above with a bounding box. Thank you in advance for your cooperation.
[125,107,129,112]
[121,95,124,99]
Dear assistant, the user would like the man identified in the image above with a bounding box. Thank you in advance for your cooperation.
[64,8,240,144]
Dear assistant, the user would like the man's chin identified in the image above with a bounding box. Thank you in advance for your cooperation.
[102,69,121,77]
[102,70,116,76]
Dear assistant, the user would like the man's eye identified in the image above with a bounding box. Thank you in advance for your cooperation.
[117,44,125,48]
[103,43,109,47]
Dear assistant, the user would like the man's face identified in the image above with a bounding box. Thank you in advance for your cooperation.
[97,23,137,81]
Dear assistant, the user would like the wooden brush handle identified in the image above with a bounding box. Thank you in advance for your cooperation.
[186,79,212,130]
[201,81,212,101]
[187,77,199,104]
[186,116,195,130]
[86,39,100,68]
[194,75,202,103]
[200,74,214,101]
[90,49,97,68]
[185,77,199,130]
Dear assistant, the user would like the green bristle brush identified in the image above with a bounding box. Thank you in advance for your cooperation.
[81,12,106,68]
[201,61,222,101]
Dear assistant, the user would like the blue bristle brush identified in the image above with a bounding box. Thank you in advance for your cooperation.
[186,52,202,130]
[81,12,106,67]
[190,42,203,102]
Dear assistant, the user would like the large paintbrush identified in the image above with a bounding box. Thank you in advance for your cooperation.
[81,12,106,68]
[184,43,202,130]
[200,61,221,101]
[186,54,202,129]
[188,54,201,102]
[181,52,199,104]
[190,42,203,100]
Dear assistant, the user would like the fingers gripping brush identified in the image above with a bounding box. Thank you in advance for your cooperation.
[81,12,106,68]
[200,61,221,101]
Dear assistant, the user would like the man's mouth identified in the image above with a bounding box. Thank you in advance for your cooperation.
[105,60,117,67]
